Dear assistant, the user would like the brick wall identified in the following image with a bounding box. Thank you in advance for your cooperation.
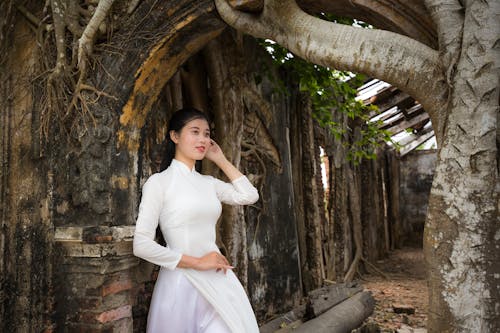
[54,226,141,332]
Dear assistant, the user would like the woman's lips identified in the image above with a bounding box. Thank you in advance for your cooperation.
[196,146,206,153]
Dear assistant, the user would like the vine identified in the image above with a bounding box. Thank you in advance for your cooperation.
[257,15,393,164]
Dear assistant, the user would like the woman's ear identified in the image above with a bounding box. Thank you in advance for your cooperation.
[169,130,178,144]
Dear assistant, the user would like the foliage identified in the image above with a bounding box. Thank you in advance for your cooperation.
[258,37,392,164]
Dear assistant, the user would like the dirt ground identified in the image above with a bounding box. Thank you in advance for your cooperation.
[360,247,428,332]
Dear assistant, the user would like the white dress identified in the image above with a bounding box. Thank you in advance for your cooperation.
[133,159,260,333]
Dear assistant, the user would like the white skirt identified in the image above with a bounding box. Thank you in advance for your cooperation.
[147,268,232,333]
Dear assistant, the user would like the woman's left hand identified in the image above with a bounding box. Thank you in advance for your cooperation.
[205,140,226,164]
[204,139,243,181]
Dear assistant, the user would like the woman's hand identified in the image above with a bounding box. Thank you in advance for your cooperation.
[204,140,244,181]
[196,251,234,274]
[205,140,227,165]
[177,251,233,274]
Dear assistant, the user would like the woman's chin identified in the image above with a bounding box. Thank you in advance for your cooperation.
[194,153,207,161]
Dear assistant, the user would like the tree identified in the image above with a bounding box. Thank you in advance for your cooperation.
[1,0,497,331]
[215,0,499,331]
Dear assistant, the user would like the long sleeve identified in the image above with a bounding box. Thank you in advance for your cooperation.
[212,175,259,205]
[133,175,182,270]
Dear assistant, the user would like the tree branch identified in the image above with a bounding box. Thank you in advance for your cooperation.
[424,0,464,82]
[215,0,448,142]
[78,0,115,71]
[423,0,464,141]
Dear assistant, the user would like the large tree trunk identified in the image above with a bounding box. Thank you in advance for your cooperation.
[241,37,303,319]
[424,1,499,331]
[291,94,324,291]
[203,31,248,289]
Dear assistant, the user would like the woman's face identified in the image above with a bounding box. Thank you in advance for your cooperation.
[171,118,211,164]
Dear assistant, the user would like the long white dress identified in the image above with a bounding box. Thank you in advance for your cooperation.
[133,159,260,333]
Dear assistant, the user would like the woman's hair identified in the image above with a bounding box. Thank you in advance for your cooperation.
[160,107,210,172]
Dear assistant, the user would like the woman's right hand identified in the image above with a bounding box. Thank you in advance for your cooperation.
[177,251,233,274]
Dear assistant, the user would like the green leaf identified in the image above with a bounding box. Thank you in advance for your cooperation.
[257,28,391,163]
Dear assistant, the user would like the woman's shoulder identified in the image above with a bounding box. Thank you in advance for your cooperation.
[144,167,175,186]
[198,173,218,184]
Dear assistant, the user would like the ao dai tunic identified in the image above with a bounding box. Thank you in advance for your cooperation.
[133,159,260,333]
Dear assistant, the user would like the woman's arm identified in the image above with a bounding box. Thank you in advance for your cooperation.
[205,140,242,181]
[133,175,182,270]
[205,140,259,205]
[177,252,234,274]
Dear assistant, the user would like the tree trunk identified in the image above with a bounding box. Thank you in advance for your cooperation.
[344,166,363,282]
[293,94,324,291]
[203,31,248,289]
[387,149,401,250]
[424,1,499,331]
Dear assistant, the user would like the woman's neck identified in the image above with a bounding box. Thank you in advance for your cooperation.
[174,155,195,170]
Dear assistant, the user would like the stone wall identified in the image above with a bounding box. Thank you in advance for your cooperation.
[1,1,418,330]
[399,149,437,247]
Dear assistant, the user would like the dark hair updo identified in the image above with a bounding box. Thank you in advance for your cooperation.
[160,107,210,172]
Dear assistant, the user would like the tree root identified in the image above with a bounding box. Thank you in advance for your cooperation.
[15,4,45,28]
[78,0,115,71]
[361,257,388,280]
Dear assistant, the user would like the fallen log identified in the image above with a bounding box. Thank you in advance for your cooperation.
[259,304,306,333]
[291,291,375,333]
[305,282,364,318]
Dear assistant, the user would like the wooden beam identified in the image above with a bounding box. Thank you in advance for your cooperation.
[402,103,422,118]
[376,91,414,114]
[371,105,399,123]
[386,112,430,135]
[398,130,435,156]
[380,105,425,130]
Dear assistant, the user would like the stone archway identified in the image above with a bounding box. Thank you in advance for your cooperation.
[48,1,228,331]
[49,0,300,330]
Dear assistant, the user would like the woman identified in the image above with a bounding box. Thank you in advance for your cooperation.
[133,108,260,333]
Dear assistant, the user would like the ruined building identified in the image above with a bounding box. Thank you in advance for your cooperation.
[1,1,438,331]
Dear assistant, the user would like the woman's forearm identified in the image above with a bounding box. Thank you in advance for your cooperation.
[176,254,200,269]
[214,156,243,181]
[176,251,233,273]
